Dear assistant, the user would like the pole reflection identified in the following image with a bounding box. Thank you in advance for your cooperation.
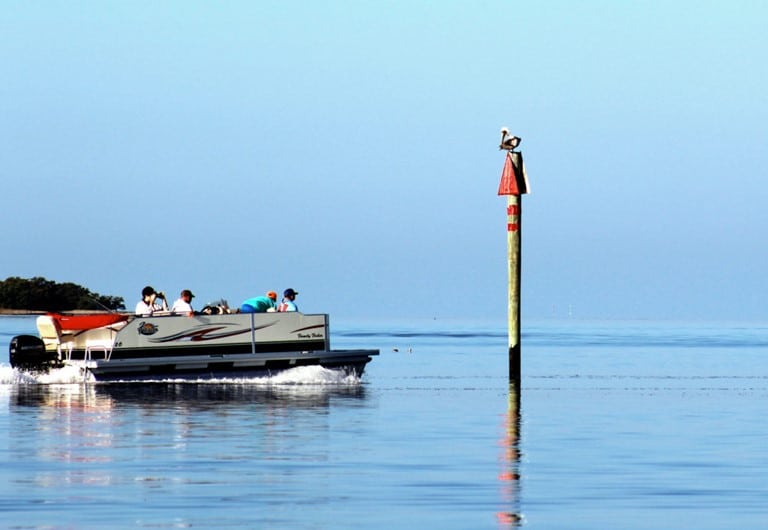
[497,380,522,527]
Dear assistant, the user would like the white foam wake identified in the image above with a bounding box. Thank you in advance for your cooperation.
[0,363,360,386]
[0,363,86,385]
[131,365,361,385]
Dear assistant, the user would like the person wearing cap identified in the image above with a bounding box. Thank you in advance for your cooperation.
[135,285,169,316]
[277,288,299,312]
[171,289,196,315]
[240,291,278,313]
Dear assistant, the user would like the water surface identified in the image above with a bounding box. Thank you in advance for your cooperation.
[2,316,768,528]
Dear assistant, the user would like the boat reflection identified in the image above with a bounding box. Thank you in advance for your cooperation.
[94,381,367,410]
[9,381,368,412]
[7,381,368,496]
[6,385,118,490]
[9,383,114,411]
[497,381,522,527]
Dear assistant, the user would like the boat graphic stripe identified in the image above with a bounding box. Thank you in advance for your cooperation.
[106,339,330,359]
[290,324,326,334]
[149,325,252,343]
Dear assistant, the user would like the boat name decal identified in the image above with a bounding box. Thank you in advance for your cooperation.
[137,322,159,336]
[297,332,324,339]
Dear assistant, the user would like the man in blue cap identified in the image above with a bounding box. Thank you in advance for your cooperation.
[277,288,299,312]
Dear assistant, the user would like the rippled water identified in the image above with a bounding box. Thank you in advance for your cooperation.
[2,316,768,528]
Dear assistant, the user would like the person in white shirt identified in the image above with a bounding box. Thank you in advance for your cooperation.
[171,289,195,315]
[277,288,299,312]
[135,286,168,316]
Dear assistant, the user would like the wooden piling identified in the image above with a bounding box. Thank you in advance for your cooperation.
[506,193,522,382]
[497,135,528,384]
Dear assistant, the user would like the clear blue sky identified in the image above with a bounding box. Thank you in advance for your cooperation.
[2,2,766,321]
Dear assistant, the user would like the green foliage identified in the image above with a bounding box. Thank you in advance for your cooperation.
[0,276,125,311]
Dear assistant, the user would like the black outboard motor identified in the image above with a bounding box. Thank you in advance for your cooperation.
[9,335,61,372]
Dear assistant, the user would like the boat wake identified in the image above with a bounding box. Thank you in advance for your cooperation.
[0,364,84,385]
[0,363,362,386]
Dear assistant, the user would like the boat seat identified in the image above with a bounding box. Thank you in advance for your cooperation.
[36,315,75,360]
[85,339,114,362]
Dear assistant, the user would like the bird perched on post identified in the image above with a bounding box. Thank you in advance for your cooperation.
[499,127,521,151]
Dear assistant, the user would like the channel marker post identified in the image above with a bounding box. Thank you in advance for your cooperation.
[497,128,529,382]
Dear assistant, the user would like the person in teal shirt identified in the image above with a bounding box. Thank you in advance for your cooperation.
[240,291,277,313]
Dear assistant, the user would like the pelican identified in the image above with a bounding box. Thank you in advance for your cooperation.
[499,127,521,151]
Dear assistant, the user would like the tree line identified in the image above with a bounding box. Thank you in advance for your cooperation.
[0,276,125,312]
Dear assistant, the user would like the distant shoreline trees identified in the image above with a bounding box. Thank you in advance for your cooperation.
[0,276,125,312]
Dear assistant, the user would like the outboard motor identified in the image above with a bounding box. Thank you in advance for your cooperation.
[9,335,61,372]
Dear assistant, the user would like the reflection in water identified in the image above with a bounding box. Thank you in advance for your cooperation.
[7,382,368,494]
[94,382,367,410]
[10,382,367,411]
[7,385,118,489]
[10,383,113,410]
[497,381,522,527]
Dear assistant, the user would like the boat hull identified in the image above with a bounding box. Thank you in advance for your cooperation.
[85,349,375,381]
[10,312,378,381]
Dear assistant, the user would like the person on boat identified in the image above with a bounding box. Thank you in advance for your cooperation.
[135,286,168,316]
[240,291,278,313]
[171,289,195,315]
[201,299,231,314]
[277,288,299,312]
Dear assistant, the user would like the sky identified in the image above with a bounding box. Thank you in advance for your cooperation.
[2,1,767,322]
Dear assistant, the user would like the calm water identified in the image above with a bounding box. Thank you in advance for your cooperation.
[2,316,768,529]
